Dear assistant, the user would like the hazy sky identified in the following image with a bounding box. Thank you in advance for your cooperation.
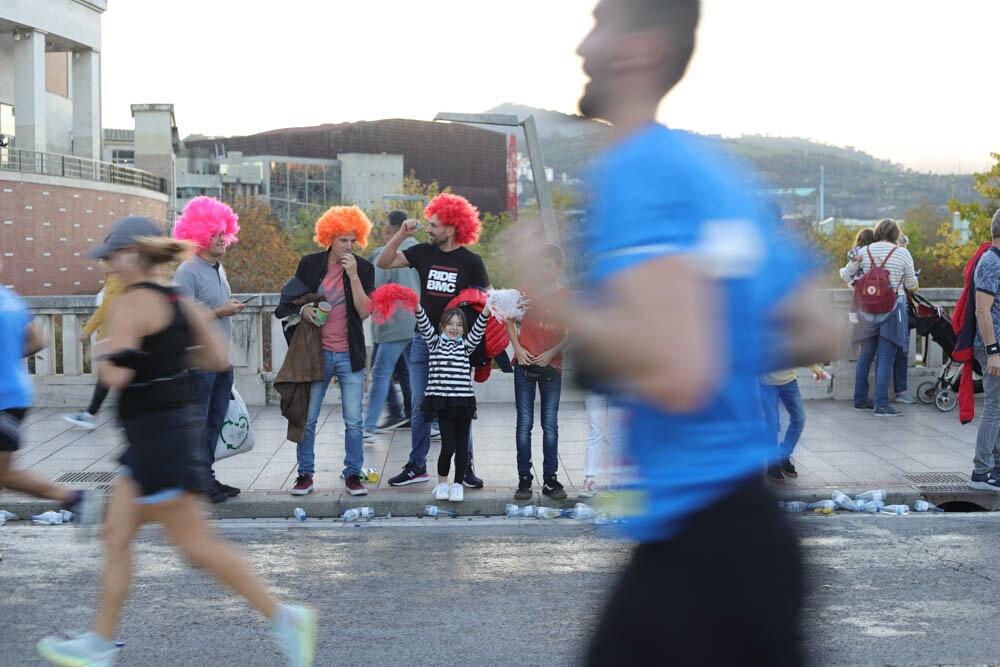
[100,0,999,174]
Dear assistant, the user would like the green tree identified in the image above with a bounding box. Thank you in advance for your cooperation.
[224,197,301,292]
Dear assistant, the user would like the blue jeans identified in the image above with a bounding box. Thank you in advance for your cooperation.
[191,368,233,480]
[514,364,562,479]
[299,351,365,478]
[854,334,899,409]
[408,332,473,469]
[973,347,1000,474]
[759,380,806,460]
[894,335,909,394]
[363,339,411,433]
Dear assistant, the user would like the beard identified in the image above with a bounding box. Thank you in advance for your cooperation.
[578,79,607,121]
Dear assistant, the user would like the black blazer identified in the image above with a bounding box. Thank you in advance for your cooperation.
[274,249,375,373]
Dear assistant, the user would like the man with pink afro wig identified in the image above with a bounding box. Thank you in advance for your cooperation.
[173,196,240,250]
[376,193,492,489]
[172,196,246,504]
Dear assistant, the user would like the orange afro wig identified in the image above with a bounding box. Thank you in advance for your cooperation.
[313,205,373,249]
[424,193,481,246]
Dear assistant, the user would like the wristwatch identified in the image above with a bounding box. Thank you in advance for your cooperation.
[987,343,1000,356]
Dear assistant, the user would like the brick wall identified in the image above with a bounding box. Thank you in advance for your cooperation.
[0,177,168,295]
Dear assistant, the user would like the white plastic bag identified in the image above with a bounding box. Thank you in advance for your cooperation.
[214,387,255,460]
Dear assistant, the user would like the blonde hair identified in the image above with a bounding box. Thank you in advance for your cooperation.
[134,236,195,266]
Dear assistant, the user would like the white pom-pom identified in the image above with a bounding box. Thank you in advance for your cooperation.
[486,288,529,321]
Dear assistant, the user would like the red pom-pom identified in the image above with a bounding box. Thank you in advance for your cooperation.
[371,284,418,325]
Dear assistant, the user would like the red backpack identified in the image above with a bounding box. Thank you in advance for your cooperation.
[854,246,898,314]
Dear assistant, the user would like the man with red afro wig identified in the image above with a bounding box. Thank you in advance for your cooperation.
[376,193,491,489]
[274,206,375,497]
[172,197,246,504]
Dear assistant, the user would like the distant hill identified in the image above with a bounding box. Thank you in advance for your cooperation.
[483,104,981,219]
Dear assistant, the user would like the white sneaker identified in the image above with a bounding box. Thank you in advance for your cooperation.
[362,431,376,443]
[63,412,97,430]
[448,483,464,502]
[430,427,441,440]
[37,630,118,666]
[272,603,317,667]
[579,477,597,499]
[433,482,450,500]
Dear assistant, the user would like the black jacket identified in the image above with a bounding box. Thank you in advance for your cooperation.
[274,250,375,372]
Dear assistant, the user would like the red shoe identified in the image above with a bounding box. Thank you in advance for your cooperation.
[345,475,368,496]
[290,474,314,496]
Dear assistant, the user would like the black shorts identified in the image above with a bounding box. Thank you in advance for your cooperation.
[0,408,27,452]
[585,475,804,667]
[119,405,211,498]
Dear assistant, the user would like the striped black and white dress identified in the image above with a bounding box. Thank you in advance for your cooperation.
[416,307,490,420]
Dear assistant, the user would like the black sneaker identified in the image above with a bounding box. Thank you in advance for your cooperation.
[388,462,429,486]
[542,476,567,500]
[376,415,410,431]
[463,466,484,489]
[969,470,1000,491]
[514,475,533,500]
[779,459,798,478]
[215,480,241,498]
[208,487,229,504]
[854,401,875,411]
[765,464,785,481]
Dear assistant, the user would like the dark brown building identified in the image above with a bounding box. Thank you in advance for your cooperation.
[185,119,508,215]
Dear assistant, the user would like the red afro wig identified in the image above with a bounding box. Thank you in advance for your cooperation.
[370,284,419,325]
[173,196,240,250]
[424,193,481,246]
[314,205,372,249]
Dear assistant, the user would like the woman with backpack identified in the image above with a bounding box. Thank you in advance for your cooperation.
[839,219,918,416]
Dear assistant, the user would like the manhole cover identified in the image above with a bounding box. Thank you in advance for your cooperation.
[903,472,970,494]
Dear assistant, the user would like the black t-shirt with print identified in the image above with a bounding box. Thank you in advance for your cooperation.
[402,243,490,328]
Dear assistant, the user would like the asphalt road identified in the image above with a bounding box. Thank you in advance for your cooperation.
[2,514,1000,666]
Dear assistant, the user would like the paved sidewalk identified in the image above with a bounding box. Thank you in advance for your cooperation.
[2,397,996,518]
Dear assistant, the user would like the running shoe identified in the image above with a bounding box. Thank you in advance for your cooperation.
[448,483,464,502]
[463,467,484,489]
[376,415,409,431]
[969,470,1000,491]
[779,459,799,478]
[344,475,367,496]
[215,480,241,498]
[37,630,117,666]
[514,475,533,500]
[362,431,377,443]
[62,412,97,430]
[388,462,429,486]
[272,604,318,667]
[433,482,450,500]
[542,475,567,500]
[578,477,597,499]
[430,426,441,440]
[894,391,917,404]
[290,474,314,496]
[874,406,902,417]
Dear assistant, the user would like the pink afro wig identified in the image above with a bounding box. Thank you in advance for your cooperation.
[370,284,419,325]
[173,196,240,250]
[314,205,372,249]
[424,193,481,246]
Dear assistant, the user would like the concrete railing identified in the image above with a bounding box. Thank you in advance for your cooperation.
[23,288,964,406]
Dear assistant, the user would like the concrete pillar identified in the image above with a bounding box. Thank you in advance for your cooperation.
[72,49,101,160]
[13,29,47,153]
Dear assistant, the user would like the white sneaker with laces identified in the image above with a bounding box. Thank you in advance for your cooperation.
[448,483,464,502]
[63,412,97,430]
[362,431,376,443]
[272,603,317,667]
[433,482,450,500]
[579,477,597,499]
[37,630,117,666]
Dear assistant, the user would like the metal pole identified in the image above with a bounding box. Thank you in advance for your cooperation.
[521,115,559,246]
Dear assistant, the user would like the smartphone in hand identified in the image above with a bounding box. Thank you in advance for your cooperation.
[239,295,259,304]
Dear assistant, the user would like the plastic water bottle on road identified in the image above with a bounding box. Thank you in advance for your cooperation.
[857,500,885,513]
[880,504,910,515]
[534,507,562,519]
[30,511,64,525]
[832,491,857,511]
[807,500,836,512]
[0,510,18,522]
[855,490,887,503]
[779,501,807,513]
[562,504,599,520]
[914,500,944,512]
[424,505,457,518]
[340,507,375,521]
[293,508,307,521]
[505,504,535,518]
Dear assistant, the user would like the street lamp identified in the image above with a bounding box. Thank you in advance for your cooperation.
[432,112,560,247]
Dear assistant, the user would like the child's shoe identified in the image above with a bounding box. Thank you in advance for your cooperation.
[433,483,450,501]
[579,476,597,499]
[448,483,464,502]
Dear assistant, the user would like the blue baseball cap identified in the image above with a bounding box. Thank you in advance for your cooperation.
[88,216,164,259]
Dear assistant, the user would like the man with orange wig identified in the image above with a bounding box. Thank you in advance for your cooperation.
[173,196,245,504]
[274,205,375,497]
[376,193,492,488]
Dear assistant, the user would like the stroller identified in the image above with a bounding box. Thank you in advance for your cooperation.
[910,292,983,412]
